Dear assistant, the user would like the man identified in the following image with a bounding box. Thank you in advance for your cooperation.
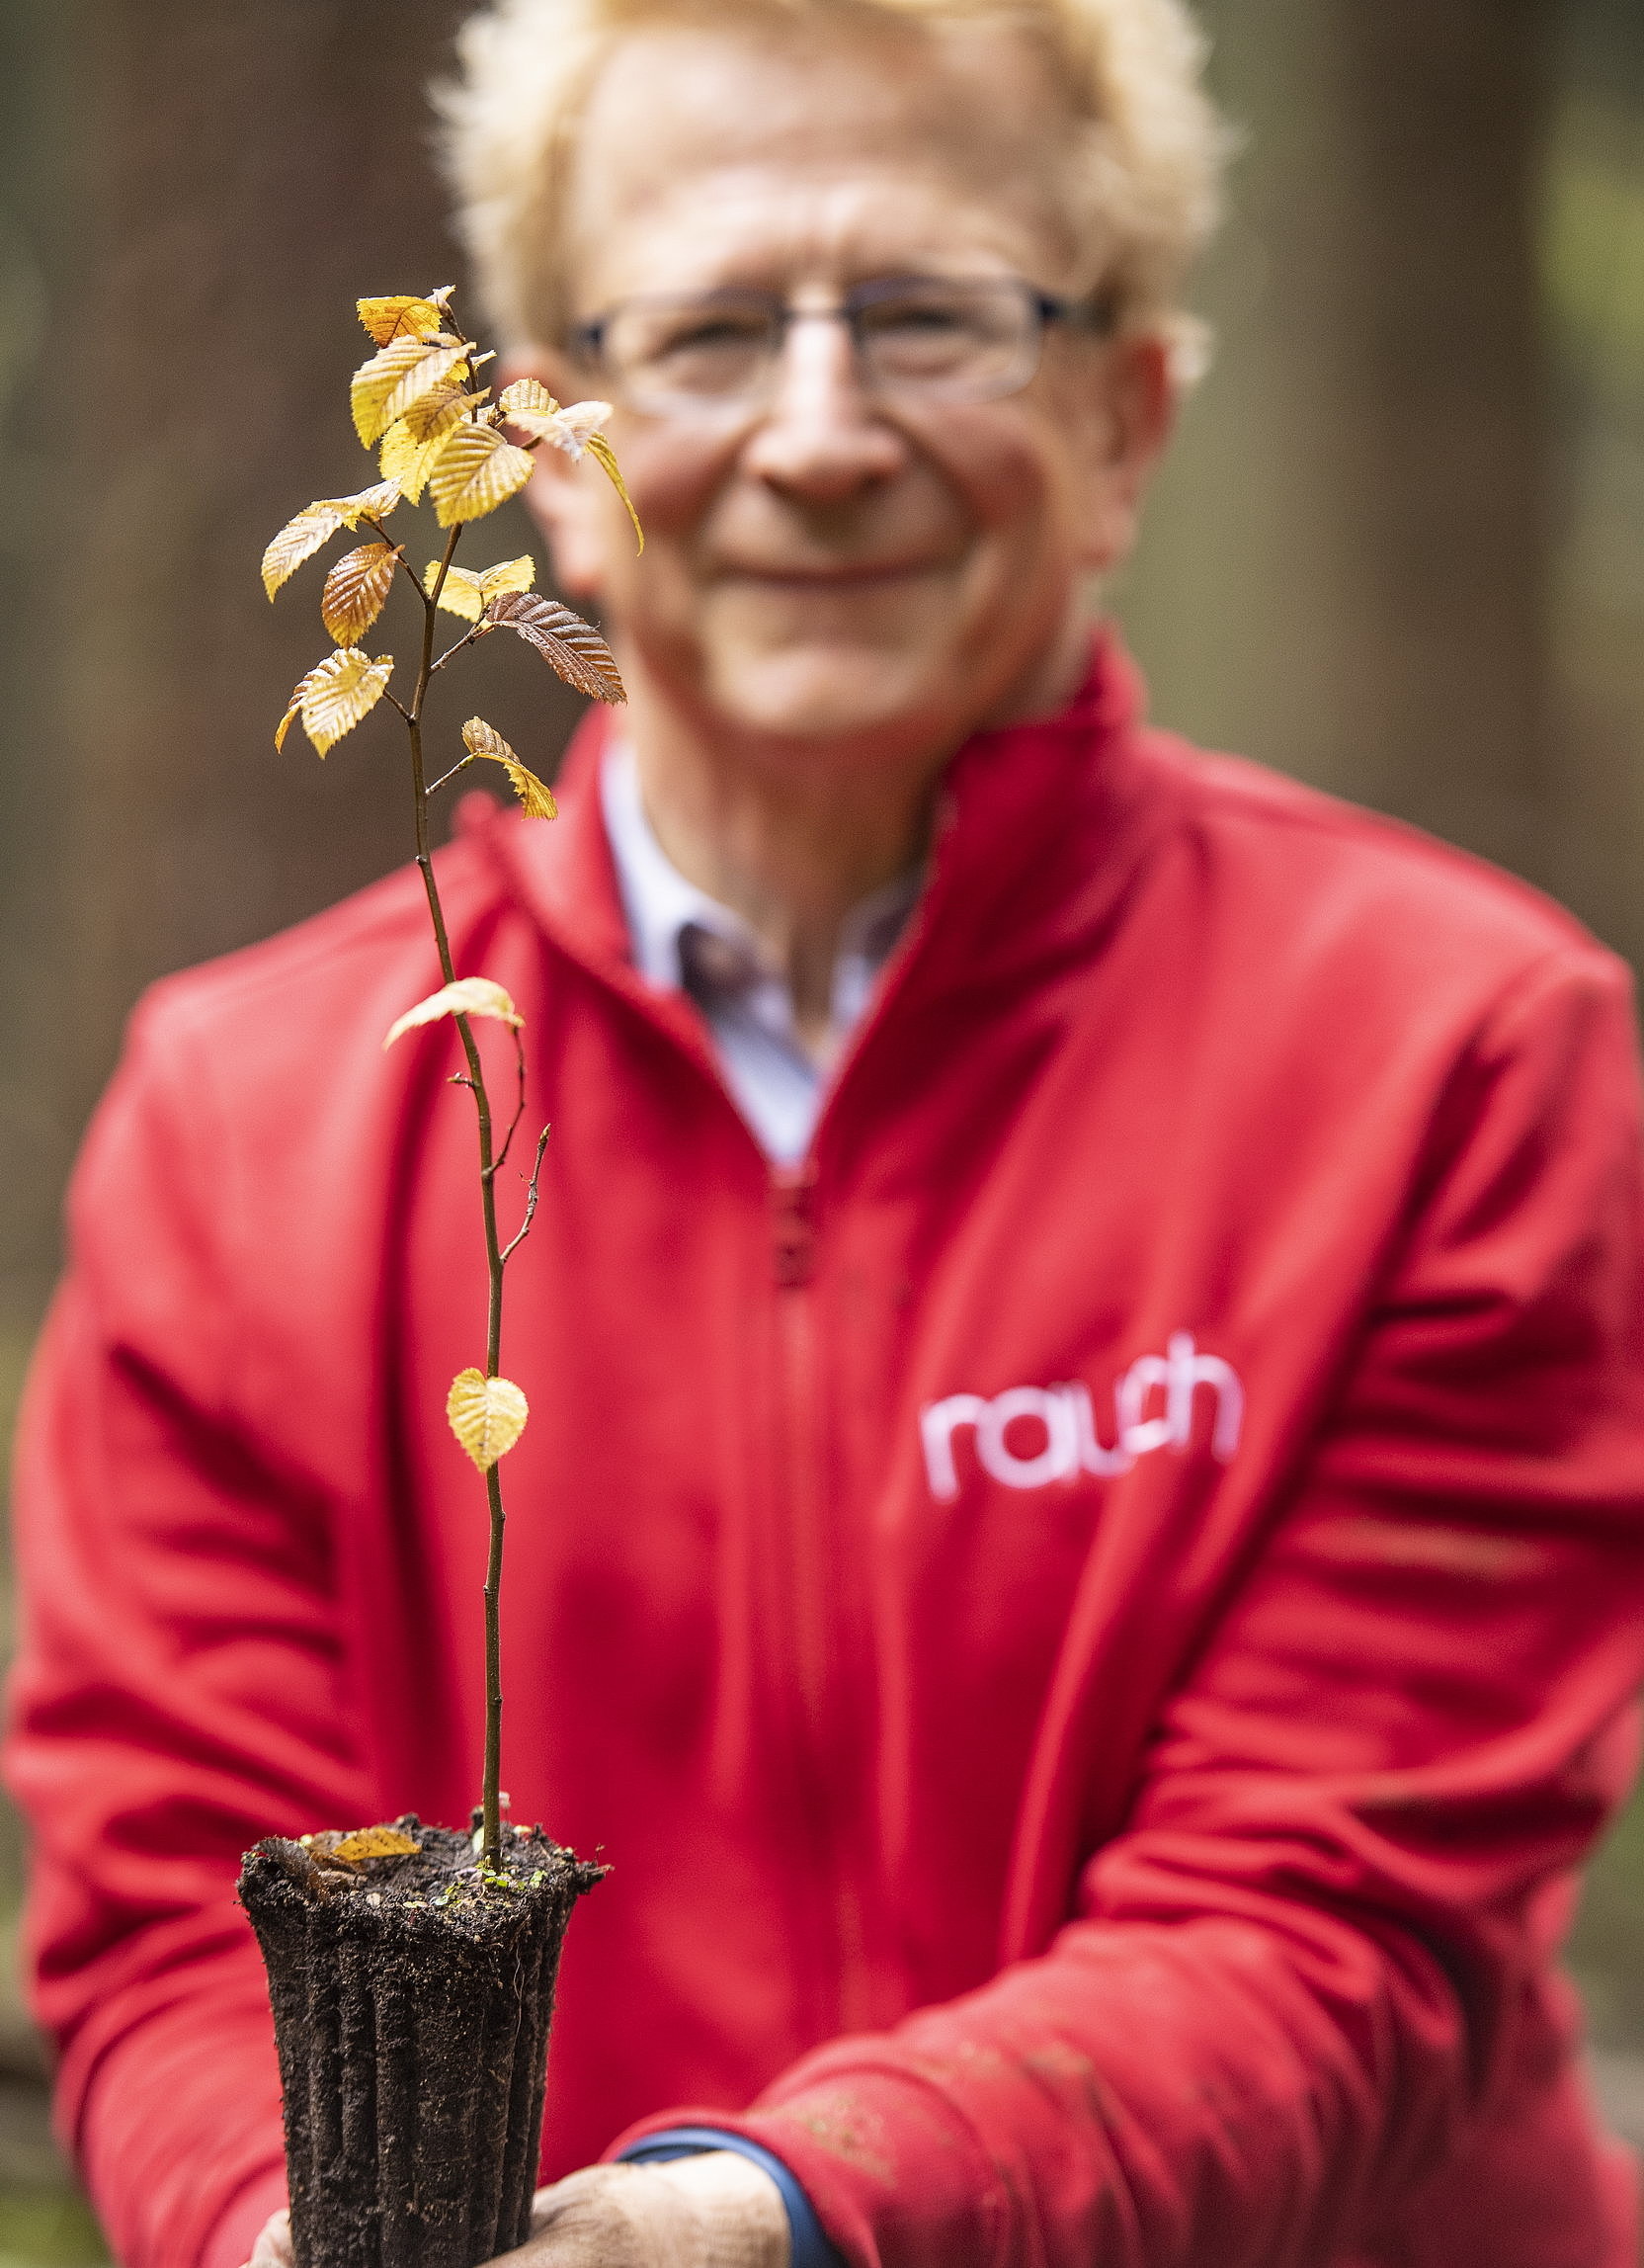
[9,2,1644,2264]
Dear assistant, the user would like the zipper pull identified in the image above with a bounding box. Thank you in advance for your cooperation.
[770,1166,817,1289]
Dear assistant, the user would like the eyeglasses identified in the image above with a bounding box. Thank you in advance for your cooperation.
[570,274,1115,420]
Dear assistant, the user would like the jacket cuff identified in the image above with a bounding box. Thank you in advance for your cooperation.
[616,2126,844,2268]
[196,2164,288,2268]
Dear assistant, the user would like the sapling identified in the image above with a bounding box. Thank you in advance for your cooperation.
[237,288,637,2268]
[262,284,638,1868]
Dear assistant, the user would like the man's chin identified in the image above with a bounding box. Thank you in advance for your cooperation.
[699,640,955,756]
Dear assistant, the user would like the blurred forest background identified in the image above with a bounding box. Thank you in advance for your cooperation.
[0,0,1642,2257]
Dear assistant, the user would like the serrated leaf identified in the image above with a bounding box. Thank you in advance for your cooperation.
[447,1368,530,1470]
[424,552,535,624]
[506,398,613,462]
[324,478,405,531]
[380,386,473,503]
[462,717,559,819]
[321,543,399,646]
[382,975,524,1050]
[298,647,394,756]
[262,505,344,599]
[484,592,626,704]
[275,661,324,751]
[425,561,486,624]
[352,336,469,448]
[497,378,558,417]
[585,432,644,552]
[429,422,534,525]
[357,294,448,348]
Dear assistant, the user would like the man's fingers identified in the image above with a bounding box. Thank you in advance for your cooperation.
[246,2207,294,2267]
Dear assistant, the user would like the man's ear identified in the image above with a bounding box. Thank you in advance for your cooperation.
[498,348,609,601]
[1076,333,1176,579]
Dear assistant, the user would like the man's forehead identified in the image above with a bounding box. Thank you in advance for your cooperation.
[565,21,1078,298]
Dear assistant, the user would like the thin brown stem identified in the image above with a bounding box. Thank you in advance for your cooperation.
[500,1126,552,1267]
[401,516,516,1869]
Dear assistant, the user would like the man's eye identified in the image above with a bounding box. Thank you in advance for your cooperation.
[653,314,768,357]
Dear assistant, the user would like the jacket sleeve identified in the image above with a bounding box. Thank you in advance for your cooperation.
[3,996,372,2268]
[625,945,1644,2267]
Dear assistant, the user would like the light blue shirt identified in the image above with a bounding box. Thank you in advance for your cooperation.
[600,743,922,1162]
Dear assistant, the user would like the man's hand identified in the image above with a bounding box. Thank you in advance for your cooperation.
[243,2150,790,2268]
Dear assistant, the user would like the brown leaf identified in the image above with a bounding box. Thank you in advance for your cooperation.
[462,716,559,819]
[321,543,400,646]
[298,647,395,756]
[484,592,626,704]
[321,1825,420,1866]
[352,335,469,448]
[428,422,534,526]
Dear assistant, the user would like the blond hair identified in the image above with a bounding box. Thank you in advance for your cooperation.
[439,0,1225,378]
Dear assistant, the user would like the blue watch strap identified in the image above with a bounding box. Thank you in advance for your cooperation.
[618,2126,845,2268]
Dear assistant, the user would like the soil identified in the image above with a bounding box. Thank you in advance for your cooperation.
[238,1815,603,2268]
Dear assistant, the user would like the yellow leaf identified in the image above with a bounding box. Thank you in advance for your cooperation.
[506,398,613,462]
[321,1826,420,1865]
[484,592,626,704]
[356,294,448,348]
[429,422,534,526]
[298,647,395,756]
[497,378,558,417]
[462,717,559,820]
[352,335,469,448]
[585,432,644,553]
[324,478,405,531]
[262,505,343,600]
[424,561,486,624]
[446,1368,530,1470]
[275,661,324,751]
[321,543,400,646]
[382,975,524,1050]
[379,387,473,504]
[428,552,536,623]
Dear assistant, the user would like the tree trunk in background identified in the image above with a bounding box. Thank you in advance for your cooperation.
[1120,0,1553,880]
[27,0,584,1229]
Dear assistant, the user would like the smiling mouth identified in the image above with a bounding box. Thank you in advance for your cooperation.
[718,559,945,588]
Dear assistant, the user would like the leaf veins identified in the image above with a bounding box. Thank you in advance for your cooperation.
[428,422,534,526]
[356,293,451,348]
[424,553,536,624]
[461,717,558,820]
[483,592,626,705]
[321,543,400,646]
[297,648,395,756]
[447,1368,530,1471]
[352,335,469,448]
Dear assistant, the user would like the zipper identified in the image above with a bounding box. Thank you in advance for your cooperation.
[767,1162,873,2039]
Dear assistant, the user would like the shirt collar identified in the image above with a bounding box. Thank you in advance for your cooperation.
[598,739,923,1030]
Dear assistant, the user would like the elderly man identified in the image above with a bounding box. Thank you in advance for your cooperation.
[9,2,1644,2266]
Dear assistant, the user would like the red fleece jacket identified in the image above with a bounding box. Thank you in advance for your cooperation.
[8,642,1644,2268]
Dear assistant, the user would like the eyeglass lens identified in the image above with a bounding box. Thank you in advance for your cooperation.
[595,277,1049,411]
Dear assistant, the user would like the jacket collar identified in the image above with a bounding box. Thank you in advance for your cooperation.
[465,625,1169,1029]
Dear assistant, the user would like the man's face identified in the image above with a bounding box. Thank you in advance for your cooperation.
[516,21,1171,768]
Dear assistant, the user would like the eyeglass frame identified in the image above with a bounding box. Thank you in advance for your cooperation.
[566,273,1120,419]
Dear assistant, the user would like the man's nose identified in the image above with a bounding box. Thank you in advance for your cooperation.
[740,310,906,499]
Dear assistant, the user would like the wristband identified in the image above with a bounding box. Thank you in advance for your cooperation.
[618,2126,845,2268]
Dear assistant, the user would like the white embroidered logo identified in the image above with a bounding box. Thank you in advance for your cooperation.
[920,1333,1244,1503]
